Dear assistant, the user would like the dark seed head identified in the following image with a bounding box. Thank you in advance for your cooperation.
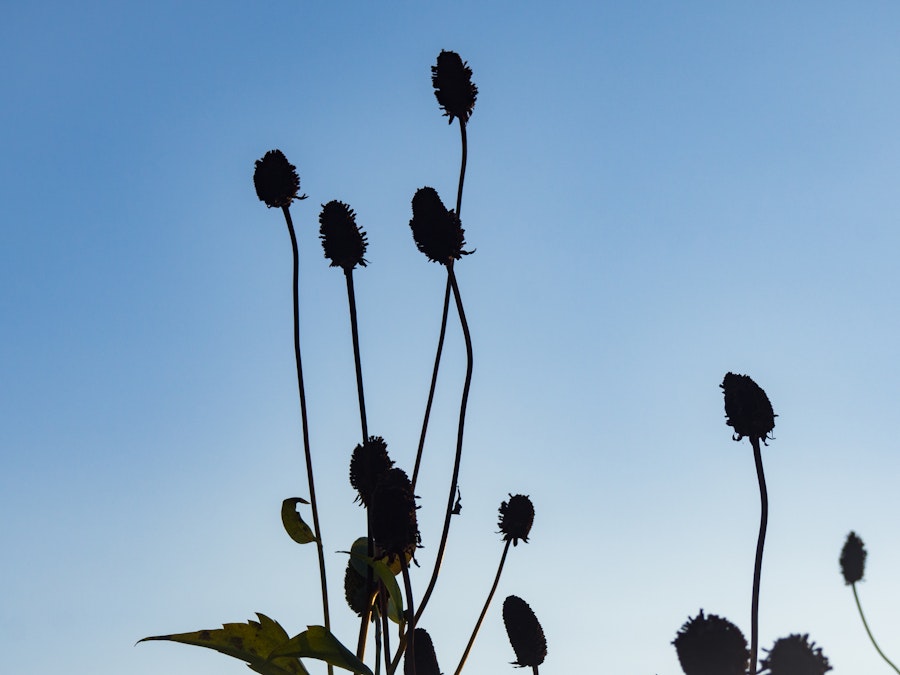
[409,187,470,265]
[319,200,368,271]
[498,494,534,546]
[405,628,441,675]
[840,531,866,585]
[370,468,420,563]
[349,436,394,508]
[760,634,832,675]
[503,595,547,668]
[431,50,478,125]
[343,558,370,619]
[673,610,749,675]
[721,372,776,443]
[253,149,307,208]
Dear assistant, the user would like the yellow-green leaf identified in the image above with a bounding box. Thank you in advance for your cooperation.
[345,548,405,629]
[282,497,316,544]
[269,625,374,675]
[139,612,309,675]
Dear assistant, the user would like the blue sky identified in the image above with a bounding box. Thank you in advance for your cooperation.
[3,2,900,673]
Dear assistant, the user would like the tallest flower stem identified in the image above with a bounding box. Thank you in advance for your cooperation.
[749,436,768,675]
[281,205,333,674]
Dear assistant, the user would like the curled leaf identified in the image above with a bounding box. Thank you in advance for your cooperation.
[268,625,374,675]
[282,497,316,544]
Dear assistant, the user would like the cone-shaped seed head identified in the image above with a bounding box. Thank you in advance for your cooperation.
[343,558,369,618]
[721,372,776,442]
[672,610,749,675]
[319,200,368,271]
[349,436,395,508]
[761,634,832,675]
[370,468,420,562]
[253,149,306,208]
[503,595,547,668]
[432,50,478,125]
[840,531,866,585]
[498,494,534,546]
[409,186,469,265]
[405,628,441,675]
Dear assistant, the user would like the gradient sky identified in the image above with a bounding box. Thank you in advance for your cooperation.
[3,2,900,674]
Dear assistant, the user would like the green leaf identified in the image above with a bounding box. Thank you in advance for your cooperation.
[344,549,405,628]
[282,497,316,544]
[269,625,374,675]
[139,613,309,675]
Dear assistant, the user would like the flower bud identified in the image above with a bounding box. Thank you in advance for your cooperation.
[673,610,748,675]
[431,50,477,125]
[721,372,776,442]
[840,531,866,585]
[503,595,547,668]
[498,494,534,546]
[409,186,469,265]
[349,436,394,508]
[319,200,368,271]
[253,149,306,208]
[370,468,420,562]
[761,634,832,675]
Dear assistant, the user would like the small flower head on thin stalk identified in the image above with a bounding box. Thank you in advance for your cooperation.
[432,50,478,125]
[319,200,368,271]
[253,149,307,208]
[721,372,776,443]
[349,436,395,508]
[405,628,441,675]
[840,531,867,585]
[409,186,470,265]
[498,494,534,546]
[503,595,547,668]
[370,468,421,563]
[672,610,749,675]
[760,634,832,675]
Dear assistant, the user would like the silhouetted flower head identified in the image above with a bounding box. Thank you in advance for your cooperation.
[409,187,470,264]
[498,494,534,546]
[673,610,749,675]
[761,634,832,675]
[319,200,368,271]
[370,468,420,563]
[432,50,477,125]
[721,372,776,443]
[343,558,369,618]
[253,149,307,208]
[503,595,547,668]
[349,436,395,508]
[405,628,441,675]
[840,531,866,585]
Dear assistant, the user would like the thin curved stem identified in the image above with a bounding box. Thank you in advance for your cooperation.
[393,558,417,675]
[456,121,467,217]
[749,436,768,675]
[454,540,511,674]
[852,583,900,673]
[411,277,451,489]
[281,205,333,675]
[344,268,368,441]
[414,262,473,623]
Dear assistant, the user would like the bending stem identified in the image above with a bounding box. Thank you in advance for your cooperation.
[749,436,768,675]
[853,583,900,674]
[345,268,368,441]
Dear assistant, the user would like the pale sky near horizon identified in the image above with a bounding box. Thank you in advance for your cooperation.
[3,2,900,674]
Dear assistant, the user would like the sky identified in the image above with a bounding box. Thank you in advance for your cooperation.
[2,2,900,673]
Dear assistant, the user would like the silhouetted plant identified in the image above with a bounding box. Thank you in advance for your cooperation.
[720,371,775,675]
[840,532,900,673]
[142,50,544,675]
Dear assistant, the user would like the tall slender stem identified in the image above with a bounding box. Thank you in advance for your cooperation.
[281,205,333,675]
[344,268,368,441]
[454,540,511,674]
[852,583,900,673]
[391,558,417,675]
[411,277,451,489]
[414,262,473,623]
[749,436,768,675]
[456,121,467,216]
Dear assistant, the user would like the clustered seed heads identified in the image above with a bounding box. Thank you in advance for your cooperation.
[409,186,470,265]
[673,610,749,675]
[406,628,441,675]
[760,634,832,675]
[253,149,307,208]
[432,49,478,125]
[498,494,535,546]
[502,595,547,668]
[349,436,395,508]
[369,467,420,563]
[840,531,867,585]
[721,372,776,442]
[319,200,368,271]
